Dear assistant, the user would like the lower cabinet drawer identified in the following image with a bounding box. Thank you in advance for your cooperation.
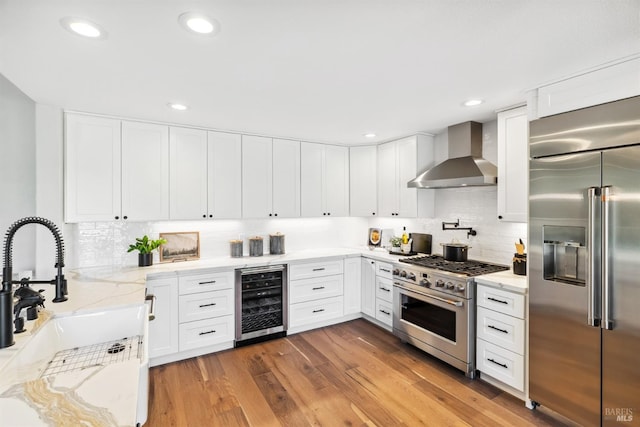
[289,274,343,304]
[289,296,344,327]
[179,288,234,323]
[477,339,524,392]
[375,299,393,327]
[375,277,393,303]
[179,315,234,351]
[477,306,525,355]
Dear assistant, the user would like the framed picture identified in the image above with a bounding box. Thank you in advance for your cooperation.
[159,232,200,262]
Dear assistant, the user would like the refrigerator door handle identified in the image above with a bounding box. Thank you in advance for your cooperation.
[602,185,614,330]
[587,187,601,327]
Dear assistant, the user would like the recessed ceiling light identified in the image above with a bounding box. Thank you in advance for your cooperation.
[167,103,189,111]
[178,12,220,36]
[60,17,107,39]
[363,133,376,138]
[463,99,484,107]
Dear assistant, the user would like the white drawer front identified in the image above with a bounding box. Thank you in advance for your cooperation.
[179,271,234,295]
[179,315,234,351]
[290,274,343,304]
[477,285,525,319]
[477,307,525,355]
[477,339,524,392]
[375,276,393,303]
[179,289,234,323]
[375,299,393,326]
[376,262,393,279]
[289,296,344,327]
[289,260,344,280]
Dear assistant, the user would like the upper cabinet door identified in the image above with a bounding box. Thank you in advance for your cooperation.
[121,121,170,221]
[324,145,349,217]
[300,142,324,217]
[65,114,121,222]
[242,135,273,218]
[396,136,418,217]
[350,145,377,217]
[208,131,242,219]
[497,106,528,223]
[169,127,208,220]
[272,139,300,218]
[377,141,397,217]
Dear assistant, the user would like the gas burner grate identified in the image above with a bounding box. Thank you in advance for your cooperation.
[40,336,143,378]
[400,255,509,276]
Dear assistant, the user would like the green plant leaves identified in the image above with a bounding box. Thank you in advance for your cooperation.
[127,235,168,254]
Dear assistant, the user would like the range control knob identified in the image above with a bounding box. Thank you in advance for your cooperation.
[392,268,400,276]
[400,270,407,278]
[456,284,466,292]
[407,272,416,281]
[435,279,445,287]
[419,279,431,287]
[445,282,455,290]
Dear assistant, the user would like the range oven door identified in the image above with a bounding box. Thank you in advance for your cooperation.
[393,284,473,376]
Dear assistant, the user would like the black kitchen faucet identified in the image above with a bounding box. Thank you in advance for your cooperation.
[0,217,68,349]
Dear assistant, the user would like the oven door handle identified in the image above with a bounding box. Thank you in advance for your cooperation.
[408,292,464,308]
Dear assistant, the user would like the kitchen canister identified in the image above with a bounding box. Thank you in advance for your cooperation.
[249,236,263,257]
[230,240,243,258]
[513,253,527,276]
[269,232,285,255]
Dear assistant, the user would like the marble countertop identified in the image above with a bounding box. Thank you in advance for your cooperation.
[475,270,528,294]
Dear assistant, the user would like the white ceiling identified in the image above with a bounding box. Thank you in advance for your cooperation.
[1,0,638,144]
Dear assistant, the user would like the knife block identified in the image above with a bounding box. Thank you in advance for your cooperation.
[513,253,526,276]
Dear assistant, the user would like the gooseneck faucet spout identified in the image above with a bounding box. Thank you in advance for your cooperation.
[0,217,68,349]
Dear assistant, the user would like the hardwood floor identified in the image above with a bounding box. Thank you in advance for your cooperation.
[147,319,567,426]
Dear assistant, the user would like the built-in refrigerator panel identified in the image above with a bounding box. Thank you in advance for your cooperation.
[601,145,640,426]
[529,151,602,427]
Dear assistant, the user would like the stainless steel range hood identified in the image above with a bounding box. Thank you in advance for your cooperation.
[408,121,497,189]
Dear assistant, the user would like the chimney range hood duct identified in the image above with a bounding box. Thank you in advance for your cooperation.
[408,121,497,189]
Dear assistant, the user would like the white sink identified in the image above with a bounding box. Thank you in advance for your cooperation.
[0,304,149,424]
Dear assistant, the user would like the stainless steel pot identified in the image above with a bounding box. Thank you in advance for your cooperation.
[441,243,470,262]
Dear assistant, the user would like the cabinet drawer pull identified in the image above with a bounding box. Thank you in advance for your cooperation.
[312,308,325,313]
[199,280,217,285]
[487,297,508,305]
[199,303,217,308]
[312,267,326,272]
[487,358,508,369]
[379,309,391,315]
[380,268,391,273]
[488,324,508,334]
[199,330,216,336]
[312,286,325,290]
[380,287,391,292]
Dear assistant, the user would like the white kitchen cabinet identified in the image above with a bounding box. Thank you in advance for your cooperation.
[65,114,121,222]
[343,257,362,316]
[242,135,273,218]
[377,135,434,218]
[300,142,349,217]
[349,145,377,216]
[272,138,301,218]
[361,258,376,318]
[208,131,242,219]
[242,136,300,218]
[147,276,179,361]
[289,259,346,333]
[121,121,170,221]
[476,283,527,396]
[169,127,208,220]
[497,106,528,223]
[535,57,640,118]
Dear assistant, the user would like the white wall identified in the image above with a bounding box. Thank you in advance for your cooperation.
[0,73,36,276]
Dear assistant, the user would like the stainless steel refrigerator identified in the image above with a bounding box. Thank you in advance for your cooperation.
[529,95,640,426]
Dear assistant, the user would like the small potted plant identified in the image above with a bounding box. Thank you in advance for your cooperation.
[389,236,402,253]
[127,235,167,267]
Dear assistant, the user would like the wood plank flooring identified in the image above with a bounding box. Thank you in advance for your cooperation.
[147,319,567,426]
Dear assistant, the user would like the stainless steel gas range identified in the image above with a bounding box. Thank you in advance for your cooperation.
[392,255,509,378]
